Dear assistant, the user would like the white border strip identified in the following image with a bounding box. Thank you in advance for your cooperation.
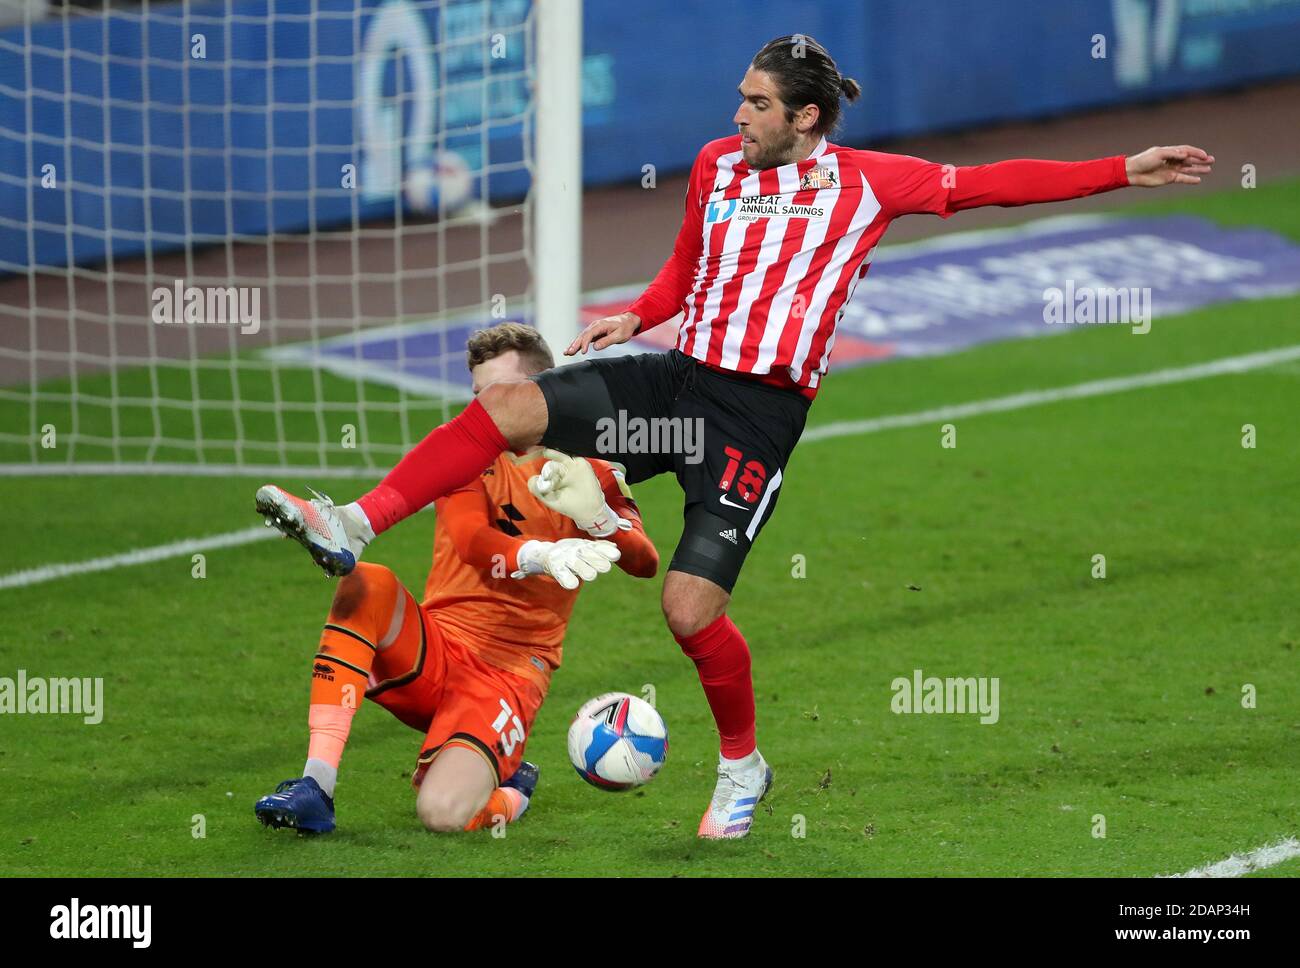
[1167,838,1300,878]
[3,344,1297,587]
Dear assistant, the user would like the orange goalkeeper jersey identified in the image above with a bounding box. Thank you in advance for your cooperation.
[421,450,657,691]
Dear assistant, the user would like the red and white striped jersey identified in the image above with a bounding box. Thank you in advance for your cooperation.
[627,134,1129,395]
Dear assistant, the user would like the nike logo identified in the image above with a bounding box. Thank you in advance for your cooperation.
[718,492,757,512]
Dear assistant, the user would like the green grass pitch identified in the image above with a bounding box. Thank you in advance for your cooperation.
[1,180,1297,876]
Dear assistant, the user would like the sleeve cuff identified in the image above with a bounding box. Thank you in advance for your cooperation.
[1111,154,1130,189]
[626,298,666,332]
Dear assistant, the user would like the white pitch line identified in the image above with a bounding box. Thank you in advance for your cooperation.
[1167,838,1300,878]
[801,343,1300,443]
[4,344,1298,592]
[0,462,382,479]
[0,525,277,590]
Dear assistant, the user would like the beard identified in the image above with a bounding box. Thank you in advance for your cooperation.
[746,125,801,170]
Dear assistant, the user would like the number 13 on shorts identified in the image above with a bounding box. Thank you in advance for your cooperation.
[492,698,525,756]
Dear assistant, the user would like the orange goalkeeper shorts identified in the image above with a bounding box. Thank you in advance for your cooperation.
[364,583,546,789]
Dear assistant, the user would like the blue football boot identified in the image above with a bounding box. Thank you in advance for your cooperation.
[254,776,336,834]
[502,761,539,817]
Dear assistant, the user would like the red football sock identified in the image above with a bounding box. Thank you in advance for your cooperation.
[675,614,756,759]
[356,398,509,534]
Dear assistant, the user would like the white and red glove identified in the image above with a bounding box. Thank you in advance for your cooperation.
[512,537,621,590]
[528,449,631,538]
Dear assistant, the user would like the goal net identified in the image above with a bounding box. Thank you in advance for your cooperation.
[0,0,580,478]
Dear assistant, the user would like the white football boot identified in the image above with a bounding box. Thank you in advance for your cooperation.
[255,484,372,577]
[697,750,773,840]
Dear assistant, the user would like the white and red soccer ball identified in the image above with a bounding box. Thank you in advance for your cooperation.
[567,692,668,791]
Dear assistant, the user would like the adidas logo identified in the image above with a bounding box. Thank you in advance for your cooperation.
[718,528,738,545]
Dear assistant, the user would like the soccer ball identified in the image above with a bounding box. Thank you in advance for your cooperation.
[567,692,668,791]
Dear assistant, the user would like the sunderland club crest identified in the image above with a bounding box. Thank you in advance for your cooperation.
[800,165,838,191]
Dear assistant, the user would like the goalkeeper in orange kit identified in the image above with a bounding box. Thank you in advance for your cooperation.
[254,324,659,834]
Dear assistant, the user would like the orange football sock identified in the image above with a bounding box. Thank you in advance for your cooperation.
[306,704,356,770]
[462,787,527,831]
[303,621,378,797]
[312,624,376,707]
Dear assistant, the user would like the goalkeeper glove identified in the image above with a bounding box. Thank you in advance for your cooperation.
[527,449,631,538]
[512,538,621,590]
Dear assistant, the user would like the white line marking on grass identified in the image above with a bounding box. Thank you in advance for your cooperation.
[801,344,1300,443]
[4,345,1298,591]
[0,526,276,590]
[0,462,382,479]
[1166,838,1300,878]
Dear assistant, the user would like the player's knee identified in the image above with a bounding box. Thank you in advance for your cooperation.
[661,594,722,640]
[476,380,544,450]
[418,809,464,834]
[329,562,396,623]
[417,788,475,834]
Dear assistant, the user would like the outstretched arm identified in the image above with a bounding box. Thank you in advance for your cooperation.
[882,145,1214,217]
[944,155,1130,212]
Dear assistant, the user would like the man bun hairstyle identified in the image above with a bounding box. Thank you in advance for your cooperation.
[465,322,554,374]
[751,34,861,137]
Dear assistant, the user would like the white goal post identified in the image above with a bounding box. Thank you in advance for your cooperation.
[533,0,583,364]
[0,0,584,478]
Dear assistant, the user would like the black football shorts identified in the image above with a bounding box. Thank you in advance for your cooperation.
[531,350,809,593]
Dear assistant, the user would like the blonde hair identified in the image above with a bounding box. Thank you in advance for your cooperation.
[465,322,554,374]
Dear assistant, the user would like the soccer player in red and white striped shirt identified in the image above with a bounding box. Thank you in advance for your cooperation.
[260,34,1213,839]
